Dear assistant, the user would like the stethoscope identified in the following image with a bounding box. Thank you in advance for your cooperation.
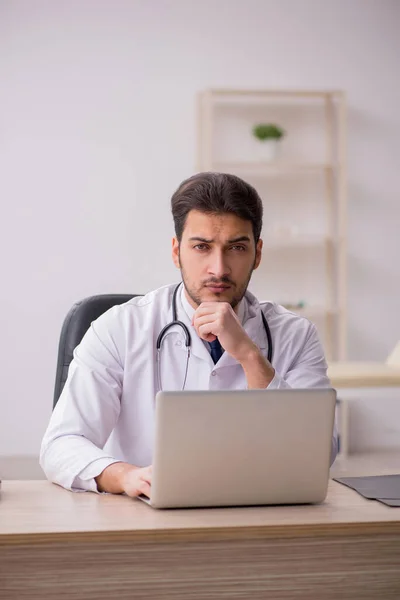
[156,283,273,390]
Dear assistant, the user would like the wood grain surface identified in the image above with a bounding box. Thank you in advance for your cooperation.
[1,457,400,599]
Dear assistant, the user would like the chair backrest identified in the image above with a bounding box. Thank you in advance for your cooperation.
[53,294,139,407]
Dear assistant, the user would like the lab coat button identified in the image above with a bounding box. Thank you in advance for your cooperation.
[176,340,182,347]
[211,370,217,376]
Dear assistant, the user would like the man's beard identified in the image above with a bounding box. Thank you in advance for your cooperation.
[179,255,255,310]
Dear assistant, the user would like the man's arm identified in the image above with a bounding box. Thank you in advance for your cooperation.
[193,302,329,389]
[40,308,129,492]
[240,345,275,389]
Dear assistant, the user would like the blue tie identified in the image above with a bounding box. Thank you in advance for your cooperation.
[209,338,223,364]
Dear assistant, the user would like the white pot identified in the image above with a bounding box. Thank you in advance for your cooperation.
[253,139,279,162]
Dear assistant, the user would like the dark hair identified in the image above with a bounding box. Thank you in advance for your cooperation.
[171,172,263,243]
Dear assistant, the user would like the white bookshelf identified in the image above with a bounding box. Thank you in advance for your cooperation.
[197,88,347,360]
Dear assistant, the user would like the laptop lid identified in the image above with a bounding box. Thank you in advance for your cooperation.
[142,389,336,509]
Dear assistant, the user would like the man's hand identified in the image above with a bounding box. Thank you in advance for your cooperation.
[192,301,275,388]
[96,462,152,497]
[120,465,152,498]
[192,301,256,363]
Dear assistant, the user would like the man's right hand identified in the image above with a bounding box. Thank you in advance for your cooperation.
[95,462,152,497]
[120,465,152,498]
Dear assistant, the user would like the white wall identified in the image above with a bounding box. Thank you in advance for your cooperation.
[1,0,400,456]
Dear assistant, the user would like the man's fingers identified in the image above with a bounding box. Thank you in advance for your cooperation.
[198,301,231,308]
[198,322,219,339]
[138,480,151,498]
[141,471,152,485]
[195,304,226,317]
[194,314,220,328]
[202,333,216,342]
[195,304,220,314]
[139,465,152,485]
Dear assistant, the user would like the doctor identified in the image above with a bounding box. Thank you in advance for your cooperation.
[40,171,338,496]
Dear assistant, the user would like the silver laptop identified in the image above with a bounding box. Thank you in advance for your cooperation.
[138,389,336,509]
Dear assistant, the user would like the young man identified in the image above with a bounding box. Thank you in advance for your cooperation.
[40,172,337,496]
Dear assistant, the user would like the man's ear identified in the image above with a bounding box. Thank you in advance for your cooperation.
[254,239,263,270]
[172,237,180,269]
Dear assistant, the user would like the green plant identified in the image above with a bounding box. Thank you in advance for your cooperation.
[252,123,285,141]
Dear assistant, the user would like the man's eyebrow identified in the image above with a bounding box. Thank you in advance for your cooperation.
[188,236,251,244]
[188,236,214,243]
[227,236,251,244]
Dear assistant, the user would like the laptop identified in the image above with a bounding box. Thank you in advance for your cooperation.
[138,389,336,509]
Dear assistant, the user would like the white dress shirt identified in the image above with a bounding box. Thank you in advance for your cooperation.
[40,283,338,492]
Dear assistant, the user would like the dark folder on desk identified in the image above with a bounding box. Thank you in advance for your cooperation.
[377,498,400,507]
[333,475,400,507]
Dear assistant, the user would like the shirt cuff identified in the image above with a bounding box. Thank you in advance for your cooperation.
[266,371,291,390]
[72,457,121,493]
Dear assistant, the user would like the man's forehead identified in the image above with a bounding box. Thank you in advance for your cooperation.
[183,210,253,237]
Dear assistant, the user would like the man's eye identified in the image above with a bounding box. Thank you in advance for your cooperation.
[231,245,246,252]
[194,244,209,251]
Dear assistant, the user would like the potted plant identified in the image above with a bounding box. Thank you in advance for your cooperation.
[252,123,285,161]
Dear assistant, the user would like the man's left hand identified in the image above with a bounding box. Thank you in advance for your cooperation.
[192,302,257,364]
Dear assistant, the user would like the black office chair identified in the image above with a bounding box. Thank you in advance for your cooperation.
[53,294,140,408]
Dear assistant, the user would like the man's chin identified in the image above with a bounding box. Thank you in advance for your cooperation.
[201,287,233,302]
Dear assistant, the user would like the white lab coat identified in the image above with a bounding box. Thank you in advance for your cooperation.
[40,283,338,492]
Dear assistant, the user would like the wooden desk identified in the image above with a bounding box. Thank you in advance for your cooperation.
[328,361,400,388]
[1,476,400,599]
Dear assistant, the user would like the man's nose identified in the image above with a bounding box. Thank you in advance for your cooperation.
[208,250,230,278]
